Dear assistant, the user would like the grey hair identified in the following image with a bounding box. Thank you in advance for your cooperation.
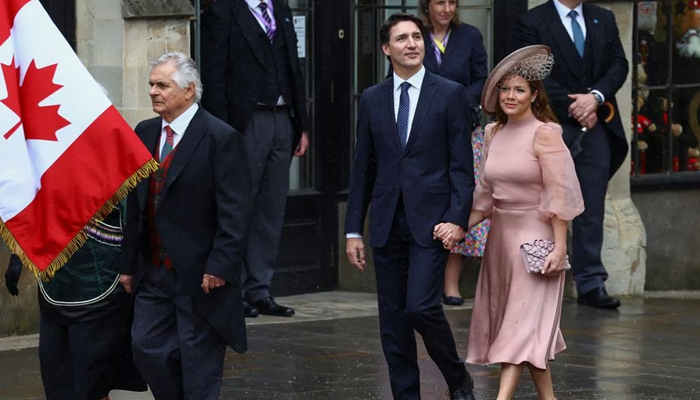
[149,51,203,103]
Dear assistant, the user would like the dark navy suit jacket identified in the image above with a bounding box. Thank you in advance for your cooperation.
[423,22,488,109]
[515,0,629,176]
[345,71,474,248]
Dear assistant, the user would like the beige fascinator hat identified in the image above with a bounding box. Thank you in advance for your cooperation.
[481,45,555,115]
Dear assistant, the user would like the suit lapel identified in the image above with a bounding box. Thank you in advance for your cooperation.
[136,125,160,213]
[583,3,603,78]
[544,0,582,76]
[379,79,402,155]
[232,0,268,68]
[405,72,436,153]
[160,109,207,199]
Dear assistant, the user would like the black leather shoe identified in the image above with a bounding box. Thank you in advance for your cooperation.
[577,287,621,309]
[251,297,295,317]
[448,377,475,400]
[443,295,465,306]
[243,301,259,318]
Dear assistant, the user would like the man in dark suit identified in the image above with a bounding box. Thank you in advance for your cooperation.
[345,13,475,400]
[200,0,310,317]
[119,52,253,400]
[515,0,629,309]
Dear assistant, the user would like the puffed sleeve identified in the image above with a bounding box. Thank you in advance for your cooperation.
[472,123,496,216]
[534,123,585,221]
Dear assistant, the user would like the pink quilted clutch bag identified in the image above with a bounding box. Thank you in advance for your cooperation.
[519,239,571,274]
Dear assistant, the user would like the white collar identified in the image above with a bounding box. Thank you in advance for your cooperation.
[162,103,199,135]
[245,0,268,10]
[553,0,584,20]
[392,66,426,92]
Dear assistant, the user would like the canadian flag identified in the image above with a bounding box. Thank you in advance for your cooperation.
[0,0,157,277]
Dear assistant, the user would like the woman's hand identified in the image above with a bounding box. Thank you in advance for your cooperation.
[541,246,567,277]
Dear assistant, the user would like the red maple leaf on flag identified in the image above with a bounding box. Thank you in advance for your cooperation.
[1,59,70,141]
[1,59,21,139]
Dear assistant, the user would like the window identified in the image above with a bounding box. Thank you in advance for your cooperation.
[632,1,700,181]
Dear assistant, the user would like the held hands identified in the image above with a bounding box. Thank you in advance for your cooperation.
[433,222,465,250]
[345,238,366,271]
[541,246,568,277]
[568,93,599,130]
[201,274,226,294]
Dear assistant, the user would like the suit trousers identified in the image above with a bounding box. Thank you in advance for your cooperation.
[571,124,612,295]
[372,199,467,400]
[131,265,226,400]
[241,108,294,303]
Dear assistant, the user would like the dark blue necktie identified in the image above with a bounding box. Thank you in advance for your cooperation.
[397,82,411,150]
[568,10,584,57]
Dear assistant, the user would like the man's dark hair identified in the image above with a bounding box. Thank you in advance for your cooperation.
[380,13,426,46]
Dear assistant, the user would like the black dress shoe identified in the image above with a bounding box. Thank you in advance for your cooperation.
[577,287,621,309]
[243,301,259,318]
[443,295,465,306]
[251,297,295,317]
[448,377,475,400]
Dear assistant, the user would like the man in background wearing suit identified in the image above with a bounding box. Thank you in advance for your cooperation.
[119,52,253,399]
[345,13,476,400]
[201,0,310,318]
[516,0,629,309]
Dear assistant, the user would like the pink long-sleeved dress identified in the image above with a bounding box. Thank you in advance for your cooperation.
[466,115,584,370]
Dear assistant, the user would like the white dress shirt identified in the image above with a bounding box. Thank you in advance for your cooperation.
[392,66,425,143]
[347,67,426,239]
[159,103,198,157]
[553,0,586,41]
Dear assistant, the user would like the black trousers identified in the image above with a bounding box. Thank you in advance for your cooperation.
[372,199,467,400]
[241,108,294,303]
[571,124,612,295]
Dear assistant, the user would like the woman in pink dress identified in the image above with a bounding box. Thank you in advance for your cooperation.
[445,45,584,399]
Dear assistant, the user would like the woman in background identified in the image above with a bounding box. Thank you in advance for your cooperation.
[418,0,490,306]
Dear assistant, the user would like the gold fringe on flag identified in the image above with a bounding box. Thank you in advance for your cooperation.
[0,158,159,281]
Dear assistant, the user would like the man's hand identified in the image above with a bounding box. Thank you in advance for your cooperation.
[119,274,134,294]
[4,254,22,296]
[433,222,465,250]
[294,132,310,157]
[579,112,598,130]
[568,93,599,126]
[201,274,226,294]
[346,238,366,271]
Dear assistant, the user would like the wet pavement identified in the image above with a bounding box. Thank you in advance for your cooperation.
[0,291,699,399]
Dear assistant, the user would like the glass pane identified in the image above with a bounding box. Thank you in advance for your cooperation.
[289,7,313,189]
[634,1,700,174]
[635,89,672,174]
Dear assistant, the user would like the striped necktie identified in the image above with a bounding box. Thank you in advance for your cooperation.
[160,125,174,161]
[259,1,275,42]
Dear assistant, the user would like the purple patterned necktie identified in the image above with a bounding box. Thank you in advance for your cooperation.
[259,1,275,42]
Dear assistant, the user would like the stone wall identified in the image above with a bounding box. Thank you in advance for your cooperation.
[75,0,193,127]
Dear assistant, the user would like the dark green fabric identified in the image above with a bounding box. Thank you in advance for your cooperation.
[41,204,124,303]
